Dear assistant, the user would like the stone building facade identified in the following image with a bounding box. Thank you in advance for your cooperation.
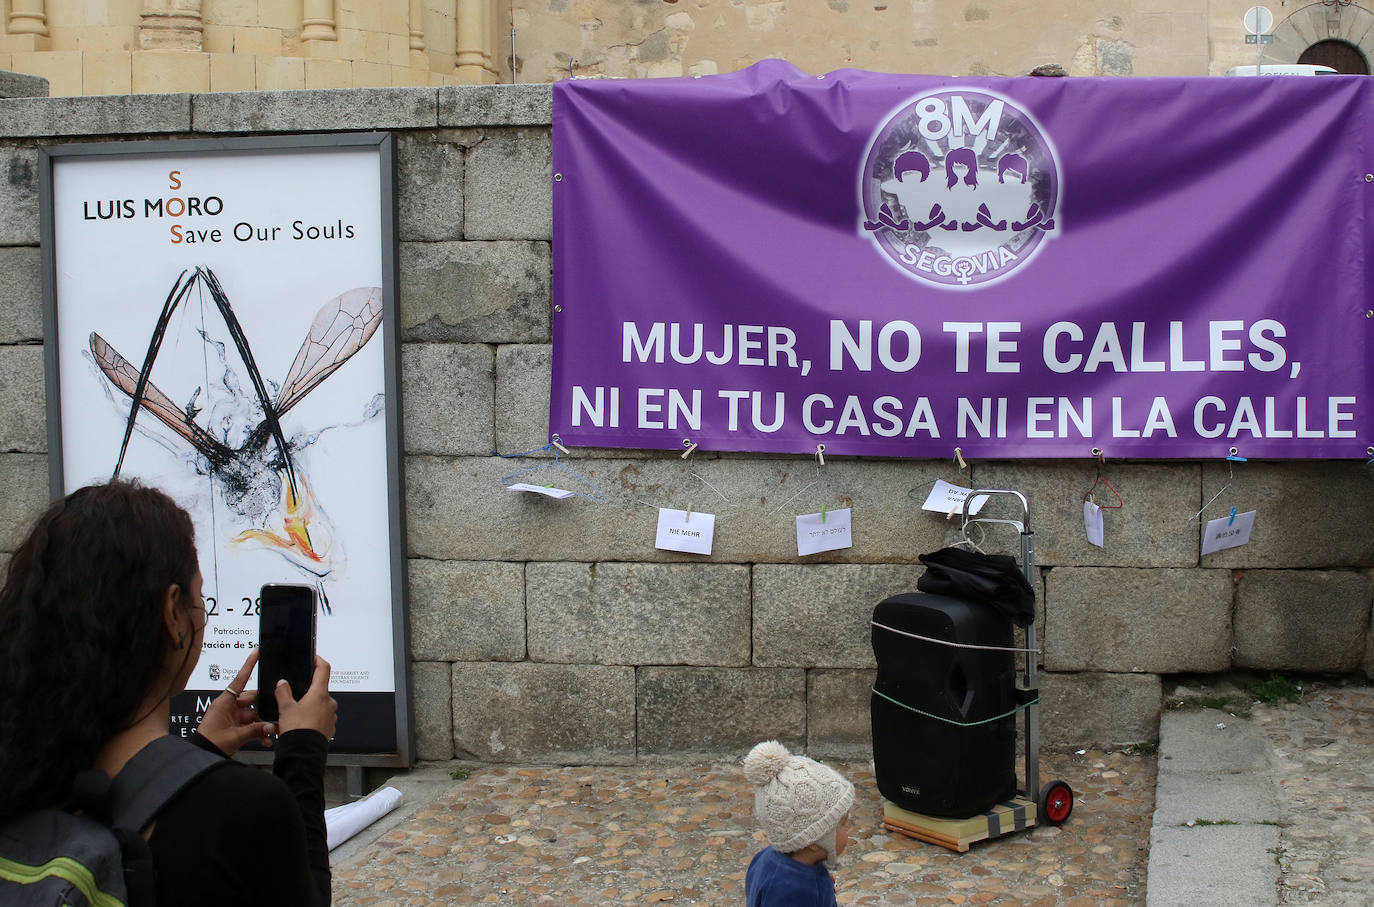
[0,0,501,95]
[0,85,1371,765]
[5,1,1374,97]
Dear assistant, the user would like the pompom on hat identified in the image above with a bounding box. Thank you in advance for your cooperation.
[744,740,854,854]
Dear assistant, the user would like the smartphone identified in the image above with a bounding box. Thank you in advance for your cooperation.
[256,583,318,723]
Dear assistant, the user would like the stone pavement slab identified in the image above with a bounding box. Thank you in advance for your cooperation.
[332,750,1154,905]
[1147,681,1374,907]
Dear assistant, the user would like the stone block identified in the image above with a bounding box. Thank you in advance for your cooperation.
[193,86,438,131]
[439,83,553,127]
[398,241,550,343]
[408,559,525,662]
[527,562,750,666]
[1146,825,1280,907]
[396,133,465,242]
[132,51,210,94]
[0,453,48,551]
[1199,462,1374,567]
[1365,607,1374,681]
[81,51,133,96]
[1038,671,1161,750]
[753,564,925,667]
[400,343,494,456]
[978,462,1201,567]
[637,666,805,757]
[232,26,283,56]
[0,95,189,138]
[807,669,875,759]
[0,247,42,343]
[0,344,45,452]
[1233,569,1371,672]
[451,662,635,763]
[1044,567,1232,673]
[0,70,48,98]
[304,58,353,90]
[10,52,81,97]
[464,129,551,241]
[0,147,39,245]
[253,57,305,91]
[404,455,961,564]
[410,660,453,761]
[494,343,550,454]
[209,53,257,92]
[353,61,393,88]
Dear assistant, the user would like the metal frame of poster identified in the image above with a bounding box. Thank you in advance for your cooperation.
[38,133,413,770]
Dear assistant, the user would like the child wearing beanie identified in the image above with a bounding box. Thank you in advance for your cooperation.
[743,740,855,907]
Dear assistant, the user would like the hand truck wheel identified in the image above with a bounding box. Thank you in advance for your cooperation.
[1038,779,1074,826]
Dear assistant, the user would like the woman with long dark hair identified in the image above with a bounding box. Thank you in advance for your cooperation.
[0,480,336,905]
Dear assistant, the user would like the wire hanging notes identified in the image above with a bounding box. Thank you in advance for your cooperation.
[500,435,608,502]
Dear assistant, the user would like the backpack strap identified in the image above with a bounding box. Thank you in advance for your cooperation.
[107,735,226,834]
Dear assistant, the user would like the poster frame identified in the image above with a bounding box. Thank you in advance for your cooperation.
[37,132,413,770]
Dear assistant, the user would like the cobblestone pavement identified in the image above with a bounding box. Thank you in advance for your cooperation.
[332,748,1155,906]
[1255,683,1374,906]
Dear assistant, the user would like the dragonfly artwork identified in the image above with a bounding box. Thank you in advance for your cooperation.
[86,265,384,584]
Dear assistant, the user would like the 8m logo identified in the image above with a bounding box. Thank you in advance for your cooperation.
[859,89,1061,290]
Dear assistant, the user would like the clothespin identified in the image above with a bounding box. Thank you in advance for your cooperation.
[1228,507,1237,526]
[816,444,826,467]
[550,434,570,455]
[685,502,692,522]
[681,438,698,459]
[821,503,827,523]
[954,447,967,471]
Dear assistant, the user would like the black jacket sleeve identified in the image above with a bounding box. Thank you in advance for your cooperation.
[150,731,331,907]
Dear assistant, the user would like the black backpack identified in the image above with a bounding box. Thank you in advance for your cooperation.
[0,735,225,907]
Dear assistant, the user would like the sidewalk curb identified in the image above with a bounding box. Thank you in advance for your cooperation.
[1145,709,1281,907]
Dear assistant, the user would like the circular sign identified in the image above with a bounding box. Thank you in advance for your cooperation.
[859,88,1061,290]
[1243,6,1274,35]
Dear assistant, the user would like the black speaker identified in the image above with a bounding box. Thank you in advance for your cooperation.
[871,591,1019,818]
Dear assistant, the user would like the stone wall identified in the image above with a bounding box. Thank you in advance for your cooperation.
[0,0,497,95]
[508,0,1336,83]
[1,84,1371,767]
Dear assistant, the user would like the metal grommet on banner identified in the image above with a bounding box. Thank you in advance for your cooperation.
[554,305,563,313]
[554,173,564,182]
[1366,174,1373,182]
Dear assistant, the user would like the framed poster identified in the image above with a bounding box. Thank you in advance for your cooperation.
[39,134,411,764]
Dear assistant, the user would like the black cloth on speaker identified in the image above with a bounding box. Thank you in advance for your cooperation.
[915,547,1035,627]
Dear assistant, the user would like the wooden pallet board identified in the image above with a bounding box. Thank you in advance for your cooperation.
[882,797,1037,853]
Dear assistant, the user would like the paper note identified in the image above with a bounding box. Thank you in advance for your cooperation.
[655,508,715,555]
[921,480,988,517]
[1083,499,1104,548]
[507,482,575,499]
[1201,510,1256,555]
[796,507,853,556]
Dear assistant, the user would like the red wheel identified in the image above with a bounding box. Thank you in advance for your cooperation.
[1038,780,1074,826]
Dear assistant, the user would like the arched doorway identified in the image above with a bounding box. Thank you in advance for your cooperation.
[1267,3,1374,72]
[1298,38,1370,73]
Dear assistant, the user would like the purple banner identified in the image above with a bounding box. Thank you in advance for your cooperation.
[551,60,1373,458]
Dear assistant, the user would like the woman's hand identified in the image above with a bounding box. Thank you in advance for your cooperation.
[274,656,338,741]
[197,648,275,755]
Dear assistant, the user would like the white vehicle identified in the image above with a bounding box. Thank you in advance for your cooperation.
[1225,63,1340,76]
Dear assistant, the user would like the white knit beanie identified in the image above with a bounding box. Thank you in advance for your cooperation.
[744,740,855,855]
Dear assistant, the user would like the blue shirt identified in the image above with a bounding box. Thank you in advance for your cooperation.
[745,846,838,907]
